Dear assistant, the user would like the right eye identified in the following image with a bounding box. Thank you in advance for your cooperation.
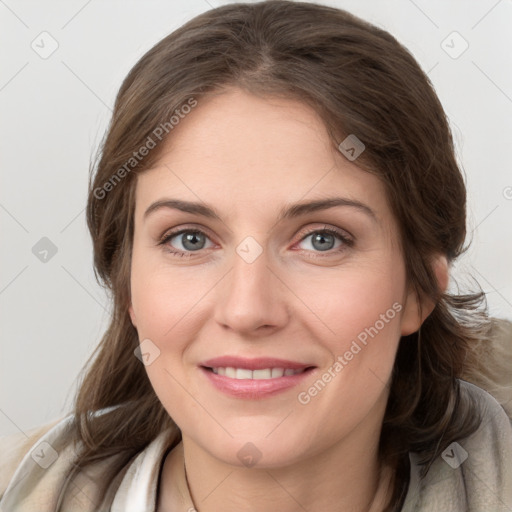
[159,228,215,257]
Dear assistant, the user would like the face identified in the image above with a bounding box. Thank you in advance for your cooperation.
[128,86,427,468]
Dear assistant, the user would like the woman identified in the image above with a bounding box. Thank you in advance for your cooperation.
[1,1,511,511]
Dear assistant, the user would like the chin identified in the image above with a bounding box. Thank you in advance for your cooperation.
[195,429,310,469]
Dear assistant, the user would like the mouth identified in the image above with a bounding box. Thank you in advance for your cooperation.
[199,356,317,398]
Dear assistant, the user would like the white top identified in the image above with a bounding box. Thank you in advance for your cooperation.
[1,380,511,511]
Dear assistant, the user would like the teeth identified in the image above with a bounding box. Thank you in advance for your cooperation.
[210,367,305,379]
[271,368,284,378]
[253,369,272,379]
[236,368,253,379]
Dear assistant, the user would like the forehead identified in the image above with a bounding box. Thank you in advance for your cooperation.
[134,87,391,226]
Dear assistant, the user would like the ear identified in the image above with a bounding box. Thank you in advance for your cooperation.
[128,303,137,328]
[400,254,449,336]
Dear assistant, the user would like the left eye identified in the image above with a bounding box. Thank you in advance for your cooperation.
[296,228,350,253]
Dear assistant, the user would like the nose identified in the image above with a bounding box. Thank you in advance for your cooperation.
[214,243,289,335]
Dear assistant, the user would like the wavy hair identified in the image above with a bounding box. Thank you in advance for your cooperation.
[68,1,492,510]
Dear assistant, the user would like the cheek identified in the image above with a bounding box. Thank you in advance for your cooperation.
[290,258,406,410]
[291,258,406,342]
[130,246,204,338]
[289,265,405,445]
[129,252,204,426]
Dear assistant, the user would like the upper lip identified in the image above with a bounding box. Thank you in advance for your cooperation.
[201,356,315,371]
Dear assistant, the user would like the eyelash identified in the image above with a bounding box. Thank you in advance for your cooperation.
[158,225,354,259]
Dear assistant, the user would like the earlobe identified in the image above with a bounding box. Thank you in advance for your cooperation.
[400,287,425,336]
[400,254,449,336]
[128,304,137,328]
[433,254,449,295]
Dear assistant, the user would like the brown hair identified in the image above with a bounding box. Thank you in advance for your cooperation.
[68,1,491,510]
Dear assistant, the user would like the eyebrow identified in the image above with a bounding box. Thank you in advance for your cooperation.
[143,197,377,223]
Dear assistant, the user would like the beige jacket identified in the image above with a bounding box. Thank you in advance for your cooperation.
[1,319,512,511]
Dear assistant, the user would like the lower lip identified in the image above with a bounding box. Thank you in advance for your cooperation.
[200,367,316,399]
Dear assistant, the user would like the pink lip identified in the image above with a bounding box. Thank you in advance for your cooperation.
[201,356,312,371]
[199,356,316,399]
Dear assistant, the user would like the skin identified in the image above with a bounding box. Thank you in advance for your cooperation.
[128,86,448,512]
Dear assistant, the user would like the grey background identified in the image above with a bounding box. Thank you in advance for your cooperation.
[1,0,511,437]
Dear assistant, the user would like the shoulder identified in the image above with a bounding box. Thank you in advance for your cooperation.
[401,379,512,511]
[459,378,512,451]
[0,412,124,511]
[0,416,66,499]
[460,316,512,419]
[0,409,169,511]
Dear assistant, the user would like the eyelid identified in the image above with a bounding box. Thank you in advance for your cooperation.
[294,223,354,244]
